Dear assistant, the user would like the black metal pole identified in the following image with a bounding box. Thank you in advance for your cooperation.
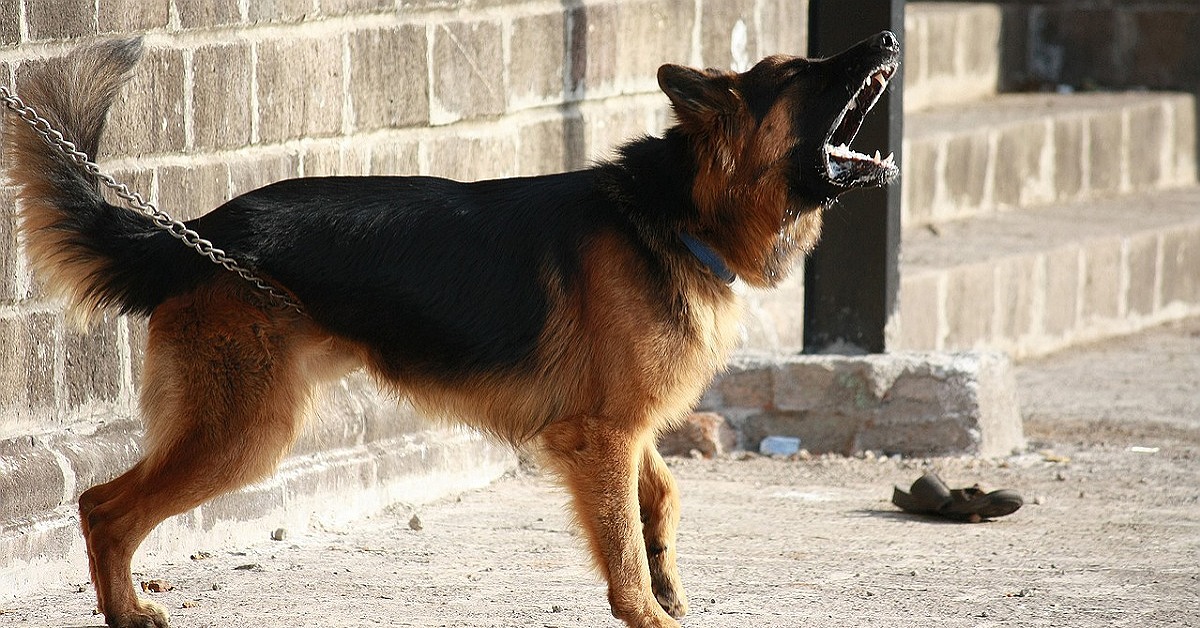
[803,0,905,354]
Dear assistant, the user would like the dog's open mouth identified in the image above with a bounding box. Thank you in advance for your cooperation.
[823,62,899,187]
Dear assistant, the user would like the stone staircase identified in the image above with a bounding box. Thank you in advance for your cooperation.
[895,2,1200,358]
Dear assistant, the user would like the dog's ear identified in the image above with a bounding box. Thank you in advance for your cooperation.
[658,64,739,124]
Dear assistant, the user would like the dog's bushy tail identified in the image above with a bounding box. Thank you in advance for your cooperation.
[4,38,208,321]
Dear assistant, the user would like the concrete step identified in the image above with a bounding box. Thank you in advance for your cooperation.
[893,186,1200,359]
[904,2,1004,112]
[902,91,1197,230]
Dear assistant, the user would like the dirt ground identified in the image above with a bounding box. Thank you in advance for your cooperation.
[4,320,1200,627]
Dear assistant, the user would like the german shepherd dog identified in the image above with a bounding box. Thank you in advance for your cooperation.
[4,31,899,628]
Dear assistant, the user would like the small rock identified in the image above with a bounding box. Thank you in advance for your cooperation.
[181,601,200,609]
[658,412,737,458]
[408,514,423,531]
[190,551,212,561]
[551,605,565,613]
[233,563,263,571]
[271,528,287,541]
[140,580,173,593]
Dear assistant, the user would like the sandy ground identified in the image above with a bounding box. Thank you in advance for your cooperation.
[4,319,1200,628]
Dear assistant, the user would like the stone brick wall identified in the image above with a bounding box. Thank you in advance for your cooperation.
[921,0,1200,92]
[0,0,808,600]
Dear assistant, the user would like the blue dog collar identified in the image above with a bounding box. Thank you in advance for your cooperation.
[679,233,736,284]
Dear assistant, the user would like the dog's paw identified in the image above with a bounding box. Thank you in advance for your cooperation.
[653,584,689,619]
[107,599,171,628]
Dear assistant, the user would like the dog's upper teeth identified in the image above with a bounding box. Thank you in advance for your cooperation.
[846,98,857,112]
[873,71,888,88]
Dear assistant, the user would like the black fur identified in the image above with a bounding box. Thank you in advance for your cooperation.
[185,133,712,379]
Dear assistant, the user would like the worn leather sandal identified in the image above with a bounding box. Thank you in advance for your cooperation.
[892,473,1023,523]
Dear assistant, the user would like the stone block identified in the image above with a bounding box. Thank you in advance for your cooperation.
[771,360,841,413]
[426,131,518,182]
[657,412,736,459]
[64,315,120,408]
[369,139,420,176]
[1128,103,1167,190]
[700,0,757,71]
[994,120,1048,208]
[431,21,505,124]
[0,0,19,44]
[246,0,313,23]
[174,0,240,28]
[0,188,20,303]
[0,438,66,521]
[0,318,27,409]
[900,138,938,227]
[895,272,942,351]
[960,6,1002,82]
[509,12,567,108]
[713,362,772,409]
[1042,246,1081,337]
[20,313,57,412]
[756,0,806,57]
[348,26,429,131]
[1088,111,1126,196]
[1053,116,1085,201]
[26,0,94,40]
[192,43,253,151]
[569,4,615,95]
[1171,97,1197,183]
[1125,232,1160,317]
[615,1,694,87]
[157,162,230,220]
[55,421,142,498]
[923,9,958,80]
[993,256,1037,347]
[229,153,301,197]
[1081,237,1123,323]
[943,263,994,350]
[104,47,186,158]
[257,37,345,143]
[517,119,569,177]
[719,352,1024,457]
[1160,226,1200,308]
[943,132,991,216]
[99,0,170,32]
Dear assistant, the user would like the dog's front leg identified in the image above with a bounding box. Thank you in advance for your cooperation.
[542,418,680,628]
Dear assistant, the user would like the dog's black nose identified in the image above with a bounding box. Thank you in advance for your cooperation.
[875,31,899,51]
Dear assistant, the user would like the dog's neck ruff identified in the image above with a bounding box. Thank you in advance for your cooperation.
[679,233,736,284]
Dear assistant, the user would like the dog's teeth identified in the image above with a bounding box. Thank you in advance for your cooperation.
[846,99,857,112]
[873,150,881,161]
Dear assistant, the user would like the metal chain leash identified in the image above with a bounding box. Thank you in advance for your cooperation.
[0,85,305,315]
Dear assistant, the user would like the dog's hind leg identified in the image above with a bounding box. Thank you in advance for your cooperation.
[542,418,679,628]
[79,285,331,628]
[638,442,688,619]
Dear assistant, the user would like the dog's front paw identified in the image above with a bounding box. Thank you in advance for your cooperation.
[106,599,170,628]
[657,588,686,619]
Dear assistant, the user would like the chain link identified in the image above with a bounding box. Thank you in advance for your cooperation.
[0,84,305,315]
